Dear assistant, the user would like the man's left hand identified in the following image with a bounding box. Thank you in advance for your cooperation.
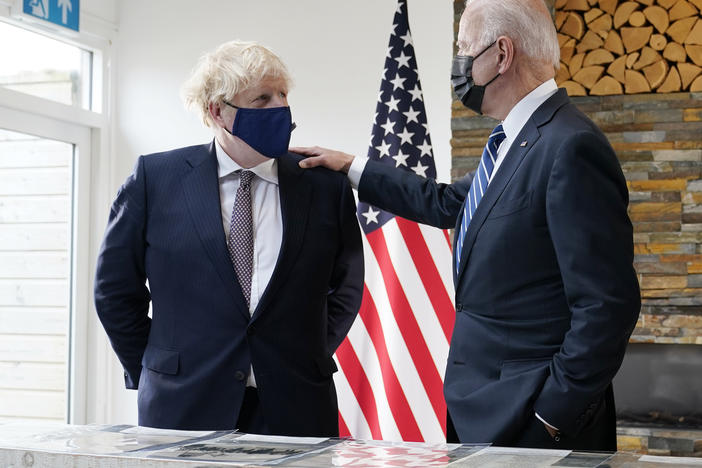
[544,423,559,440]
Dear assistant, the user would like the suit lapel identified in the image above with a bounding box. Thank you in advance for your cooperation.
[454,88,570,285]
[182,141,250,319]
[252,153,311,320]
[452,213,463,285]
[455,119,541,285]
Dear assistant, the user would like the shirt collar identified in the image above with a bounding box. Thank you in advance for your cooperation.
[501,79,558,142]
[215,138,278,185]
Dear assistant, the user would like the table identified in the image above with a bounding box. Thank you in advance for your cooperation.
[1,423,701,467]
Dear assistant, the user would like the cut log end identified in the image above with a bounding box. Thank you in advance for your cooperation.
[657,67,682,92]
[625,69,652,93]
[591,75,625,94]
[561,80,588,96]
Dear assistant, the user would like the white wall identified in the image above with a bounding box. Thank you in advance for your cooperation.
[107,0,454,424]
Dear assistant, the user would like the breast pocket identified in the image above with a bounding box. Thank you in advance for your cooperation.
[487,191,531,219]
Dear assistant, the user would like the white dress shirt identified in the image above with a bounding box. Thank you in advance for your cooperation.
[215,139,283,387]
[348,79,561,431]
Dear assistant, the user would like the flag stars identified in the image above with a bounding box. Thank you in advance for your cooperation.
[380,118,396,135]
[390,73,406,91]
[392,152,410,168]
[403,107,421,124]
[386,45,394,59]
[412,162,429,177]
[394,51,412,69]
[375,140,392,158]
[400,32,413,48]
[362,207,381,225]
[408,84,423,102]
[397,127,415,145]
[385,96,400,112]
[418,139,433,157]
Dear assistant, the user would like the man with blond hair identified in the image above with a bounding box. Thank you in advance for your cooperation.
[95,41,363,435]
[295,0,640,451]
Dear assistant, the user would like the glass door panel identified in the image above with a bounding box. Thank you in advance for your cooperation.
[0,127,73,423]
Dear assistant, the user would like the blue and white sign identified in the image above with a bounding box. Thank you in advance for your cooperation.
[23,0,79,32]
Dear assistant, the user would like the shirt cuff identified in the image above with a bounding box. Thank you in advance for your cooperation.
[347,155,369,189]
[535,412,559,431]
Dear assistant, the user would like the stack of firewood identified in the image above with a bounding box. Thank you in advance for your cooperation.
[555,0,702,94]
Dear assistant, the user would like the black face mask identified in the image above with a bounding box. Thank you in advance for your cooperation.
[451,40,500,115]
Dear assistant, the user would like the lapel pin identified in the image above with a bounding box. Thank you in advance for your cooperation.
[520,141,528,147]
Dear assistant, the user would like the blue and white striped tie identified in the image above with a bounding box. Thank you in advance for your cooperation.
[455,124,506,273]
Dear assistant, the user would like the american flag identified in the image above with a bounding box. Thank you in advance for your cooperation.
[333,0,455,443]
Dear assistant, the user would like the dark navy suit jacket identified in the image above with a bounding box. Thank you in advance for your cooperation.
[94,142,363,435]
[358,89,640,448]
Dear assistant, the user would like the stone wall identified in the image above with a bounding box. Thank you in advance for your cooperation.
[451,0,702,344]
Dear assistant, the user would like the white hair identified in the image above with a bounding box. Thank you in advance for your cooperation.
[463,0,560,68]
[181,40,292,127]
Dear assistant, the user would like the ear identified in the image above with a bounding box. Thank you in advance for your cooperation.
[495,36,514,74]
[208,102,227,127]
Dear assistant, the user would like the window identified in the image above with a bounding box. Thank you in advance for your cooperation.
[0,128,73,424]
[0,20,93,110]
[0,18,102,424]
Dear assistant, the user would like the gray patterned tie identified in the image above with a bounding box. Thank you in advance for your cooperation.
[227,170,255,307]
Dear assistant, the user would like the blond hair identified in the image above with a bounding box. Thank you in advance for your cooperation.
[181,40,292,127]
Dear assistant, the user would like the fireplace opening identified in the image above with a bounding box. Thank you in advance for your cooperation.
[614,343,702,429]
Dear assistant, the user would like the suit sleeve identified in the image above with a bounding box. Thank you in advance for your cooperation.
[326,179,364,354]
[358,159,472,229]
[94,156,152,389]
[533,130,640,436]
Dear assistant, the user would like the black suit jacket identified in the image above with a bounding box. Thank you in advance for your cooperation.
[358,89,640,449]
[94,142,363,435]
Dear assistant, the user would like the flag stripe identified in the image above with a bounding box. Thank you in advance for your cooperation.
[443,229,451,248]
[335,339,383,439]
[357,286,424,441]
[339,411,351,438]
[346,311,403,440]
[396,217,455,341]
[420,224,455,306]
[334,359,373,439]
[382,221,449,374]
[365,228,446,427]
[360,229,445,442]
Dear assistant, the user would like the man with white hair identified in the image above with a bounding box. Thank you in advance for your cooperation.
[295,0,640,450]
[95,41,363,436]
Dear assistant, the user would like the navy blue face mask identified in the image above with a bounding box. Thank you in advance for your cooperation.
[451,40,500,115]
[224,101,296,158]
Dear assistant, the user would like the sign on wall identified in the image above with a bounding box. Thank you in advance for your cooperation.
[22,0,79,32]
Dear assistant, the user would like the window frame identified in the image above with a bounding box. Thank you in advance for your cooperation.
[0,8,114,424]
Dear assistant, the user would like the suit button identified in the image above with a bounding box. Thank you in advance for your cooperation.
[456,303,462,311]
[247,326,256,336]
[235,371,246,381]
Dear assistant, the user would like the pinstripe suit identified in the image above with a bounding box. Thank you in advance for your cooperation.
[95,142,363,434]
